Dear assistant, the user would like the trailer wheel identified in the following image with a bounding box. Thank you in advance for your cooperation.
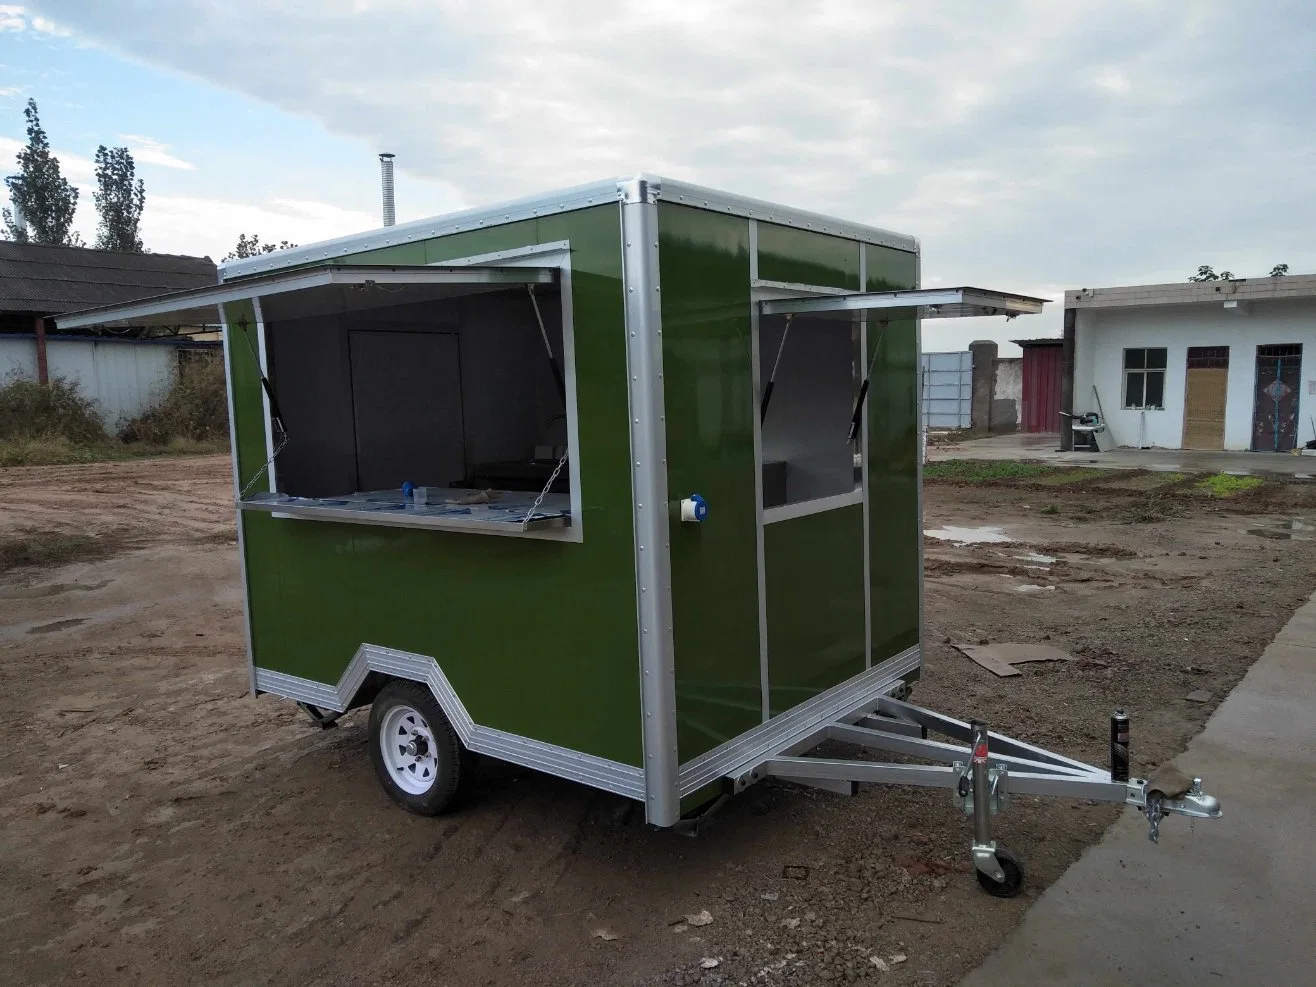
[975,847,1024,898]
[368,681,468,815]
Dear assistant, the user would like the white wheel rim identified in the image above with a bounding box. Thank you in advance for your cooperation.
[380,704,440,795]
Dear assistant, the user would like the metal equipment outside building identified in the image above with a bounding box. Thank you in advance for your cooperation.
[58,176,1220,896]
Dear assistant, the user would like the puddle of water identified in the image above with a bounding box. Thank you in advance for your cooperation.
[27,618,87,635]
[925,525,1013,545]
[1015,584,1057,594]
[1013,553,1058,564]
[1247,518,1313,541]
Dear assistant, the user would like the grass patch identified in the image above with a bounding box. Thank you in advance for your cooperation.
[924,459,1059,482]
[0,436,228,467]
[0,528,135,574]
[1195,473,1266,498]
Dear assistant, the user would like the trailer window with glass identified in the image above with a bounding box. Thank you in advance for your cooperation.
[758,313,862,513]
[234,267,578,538]
[1123,347,1166,410]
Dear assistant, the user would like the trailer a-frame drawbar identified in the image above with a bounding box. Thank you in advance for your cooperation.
[56,175,1220,896]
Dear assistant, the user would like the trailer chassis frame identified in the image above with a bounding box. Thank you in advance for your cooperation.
[727,695,1221,895]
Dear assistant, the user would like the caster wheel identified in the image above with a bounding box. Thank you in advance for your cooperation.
[976,847,1025,898]
[368,680,473,816]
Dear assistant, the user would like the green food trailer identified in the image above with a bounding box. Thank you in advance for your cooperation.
[58,175,1219,895]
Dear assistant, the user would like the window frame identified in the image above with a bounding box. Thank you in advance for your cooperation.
[244,243,583,542]
[1122,346,1167,411]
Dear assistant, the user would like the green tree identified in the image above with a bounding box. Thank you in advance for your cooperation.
[223,232,297,261]
[93,145,146,252]
[2,98,80,245]
[1269,263,1289,277]
[1188,265,1218,282]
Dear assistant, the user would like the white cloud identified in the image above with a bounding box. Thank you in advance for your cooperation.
[15,0,1316,338]
[139,193,377,258]
[118,134,196,170]
[0,5,24,32]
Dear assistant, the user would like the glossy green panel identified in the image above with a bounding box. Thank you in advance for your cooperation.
[334,243,428,266]
[757,222,860,290]
[658,203,762,763]
[865,245,921,661]
[235,205,645,765]
[764,506,867,714]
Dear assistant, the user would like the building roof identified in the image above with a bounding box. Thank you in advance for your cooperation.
[1064,273,1316,311]
[0,241,216,316]
[1012,337,1063,347]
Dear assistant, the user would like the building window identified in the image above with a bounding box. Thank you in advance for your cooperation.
[1123,347,1166,409]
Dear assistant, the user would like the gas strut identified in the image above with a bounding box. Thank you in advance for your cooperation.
[527,285,567,405]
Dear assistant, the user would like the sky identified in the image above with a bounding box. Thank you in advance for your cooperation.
[1,1,1313,353]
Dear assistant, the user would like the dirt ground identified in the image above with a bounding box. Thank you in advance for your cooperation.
[3,456,1315,987]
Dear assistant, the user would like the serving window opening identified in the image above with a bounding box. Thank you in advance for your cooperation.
[758,312,864,516]
[236,267,578,536]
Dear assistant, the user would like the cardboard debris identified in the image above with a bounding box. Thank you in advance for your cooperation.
[590,927,620,941]
[954,643,1074,678]
[685,909,714,927]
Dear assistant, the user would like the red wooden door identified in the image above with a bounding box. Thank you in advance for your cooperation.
[1021,344,1063,433]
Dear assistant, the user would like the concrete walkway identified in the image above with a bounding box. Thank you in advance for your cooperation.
[961,592,1316,986]
[930,432,1316,477]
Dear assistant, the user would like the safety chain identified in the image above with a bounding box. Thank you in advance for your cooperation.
[521,450,569,530]
[238,428,289,501]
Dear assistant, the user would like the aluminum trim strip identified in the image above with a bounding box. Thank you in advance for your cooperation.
[760,287,1047,319]
[676,645,921,797]
[253,647,646,800]
[751,279,854,299]
[762,488,863,525]
[239,498,571,538]
[621,184,682,826]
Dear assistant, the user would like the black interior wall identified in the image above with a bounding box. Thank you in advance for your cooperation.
[266,287,565,498]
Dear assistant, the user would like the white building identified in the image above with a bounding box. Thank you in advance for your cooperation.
[1066,276,1316,451]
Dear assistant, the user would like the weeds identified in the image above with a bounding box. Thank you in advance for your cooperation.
[0,374,108,444]
[0,361,228,467]
[1195,473,1265,498]
[120,355,229,444]
[923,459,1058,482]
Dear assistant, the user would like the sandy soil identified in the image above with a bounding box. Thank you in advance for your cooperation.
[2,456,1314,986]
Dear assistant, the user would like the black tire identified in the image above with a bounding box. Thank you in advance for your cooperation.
[368,680,470,816]
[976,846,1025,898]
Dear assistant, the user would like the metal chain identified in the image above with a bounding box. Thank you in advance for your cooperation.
[238,429,289,501]
[521,450,569,529]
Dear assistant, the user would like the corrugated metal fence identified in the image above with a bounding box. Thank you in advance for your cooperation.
[0,334,216,429]
[921,350,972,428]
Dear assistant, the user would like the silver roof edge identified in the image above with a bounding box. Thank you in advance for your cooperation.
[221,174,918,280]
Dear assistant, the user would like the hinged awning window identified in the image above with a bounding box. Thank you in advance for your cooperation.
[54,264,559,330]
[759,287,1047,321]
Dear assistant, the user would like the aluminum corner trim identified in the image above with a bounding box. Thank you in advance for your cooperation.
[676,645,922,796]
[253,646,646,801]
[621,193,681,827]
